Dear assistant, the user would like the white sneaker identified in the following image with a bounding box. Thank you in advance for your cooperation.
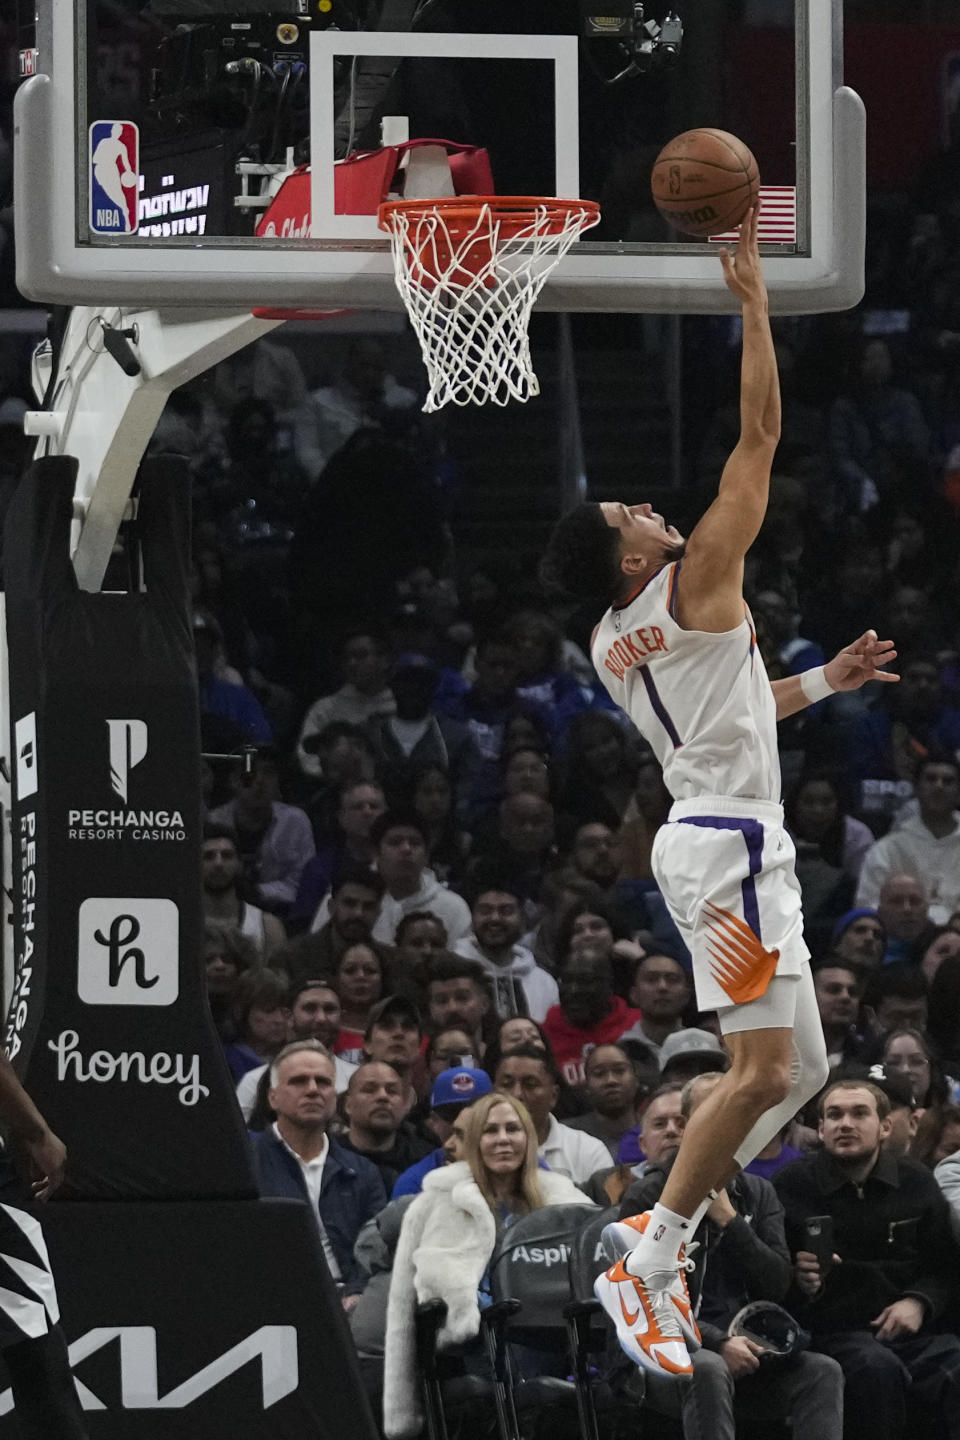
[600,1212,701,1349]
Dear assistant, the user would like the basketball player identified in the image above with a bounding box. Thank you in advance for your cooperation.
[540,208,898,1379]
[0,1053,87,1435]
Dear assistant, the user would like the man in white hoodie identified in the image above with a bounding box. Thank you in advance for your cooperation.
[857,755,960,924]
[454,871,559,1022]
[368,810,472,946]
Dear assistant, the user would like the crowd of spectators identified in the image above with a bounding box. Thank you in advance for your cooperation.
[4,170,960,1440]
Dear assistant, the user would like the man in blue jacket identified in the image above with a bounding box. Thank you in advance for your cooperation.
[249,1039,386,1303]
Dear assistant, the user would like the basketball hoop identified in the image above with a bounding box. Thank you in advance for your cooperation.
[377,196,601,411]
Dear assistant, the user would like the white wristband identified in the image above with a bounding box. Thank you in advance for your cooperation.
[799,665,835,704]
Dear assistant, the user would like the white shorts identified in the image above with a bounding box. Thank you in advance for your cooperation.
[652,795,809,1015]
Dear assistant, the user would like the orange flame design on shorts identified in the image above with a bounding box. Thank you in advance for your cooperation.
[703,901,779,1004]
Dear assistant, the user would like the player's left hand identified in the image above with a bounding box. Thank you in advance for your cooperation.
[824,630,899,693]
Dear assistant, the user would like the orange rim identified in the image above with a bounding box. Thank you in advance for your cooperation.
[377,195,600,240]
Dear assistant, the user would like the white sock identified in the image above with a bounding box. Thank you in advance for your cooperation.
[624,1193,717,1275]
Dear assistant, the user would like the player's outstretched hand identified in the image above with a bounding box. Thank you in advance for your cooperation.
[824,630,899,693]
[718,206,767,308]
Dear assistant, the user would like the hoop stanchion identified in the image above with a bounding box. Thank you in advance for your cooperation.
[377,196,601,411]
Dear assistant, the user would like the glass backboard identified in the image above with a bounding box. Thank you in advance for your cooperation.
[13,0,863,313]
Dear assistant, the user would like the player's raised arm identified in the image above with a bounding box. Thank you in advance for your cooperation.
[675,207,780,632]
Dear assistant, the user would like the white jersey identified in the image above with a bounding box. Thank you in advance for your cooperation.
[591,561,780,804]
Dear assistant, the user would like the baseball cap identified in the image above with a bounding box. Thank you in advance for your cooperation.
[659,1028,727,1073]
[364,994,422,1036]
[728,1301,810,1364]
[866,1063,917,1111]
[831,908,881,942]
[430,1067,492,1110]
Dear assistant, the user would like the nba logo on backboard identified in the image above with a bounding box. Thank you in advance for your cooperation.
[89,121,139,235]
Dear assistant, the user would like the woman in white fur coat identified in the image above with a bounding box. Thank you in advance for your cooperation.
[383,1090,596,1438]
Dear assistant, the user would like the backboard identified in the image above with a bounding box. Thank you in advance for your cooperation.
[13,0,864,313]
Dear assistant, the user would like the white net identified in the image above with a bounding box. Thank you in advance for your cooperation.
[379,198,600,412]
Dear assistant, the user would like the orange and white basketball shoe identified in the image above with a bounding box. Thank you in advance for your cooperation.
[594,1256,694,1378]
[600,1211,701,1351]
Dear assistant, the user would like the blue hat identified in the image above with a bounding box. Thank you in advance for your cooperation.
[831,908,880,942]
[430,1067,492,1109]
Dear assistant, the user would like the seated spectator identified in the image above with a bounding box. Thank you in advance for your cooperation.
[542,950,642,1085]
[382,1089,594,1440]
[248,1040,386,1300]
[289,780,386,930]
[564,1042,650,1159]
[876,874,934,964]
[482,1019,584,1123]
[341,1062,435,1195]
[880,1026,951,1112]
[504,608,588,744]
[827,335,933,513]
[857,755,960,924]
[454,873,559,1022]
[775,1077,960,1440]
[297,721,380,847]
[564,818,687,955]
[860,1063,920,1158]
[296,628,394,779]
[470,791,559,906]
[623,949,694,1060]
[392,911,449,989]
[195,610,273,746]
[589,1082,687,1208]
[830,908,886,977]
[407,765,471,885]
[423,956,493,1061]
[424,1028,478,1085]
[559,711,639,829]
[392,1066,492,1198]
[370,811,471,947]
[492,1043,610,1184]
[203,920,258,1040]
[786,771,874,883]
[366,655,478,820]
[202,823,286,961]
[864,963,929,1038]
[657,1027,731,1087]
[288,867,386,982]
[912,1103,960,1169]
[361,997,425,1110]
[237,979,358,1123]
[617,749,672,882]
[927,954,960,1067]
[332,943,389,1065]
[553,896,635,969]
[849,654,960,811]
[223,968,290,1084]
[209,748,315,915]
[624,1071,844,1440]
[813,959,870,1068]
[913,925,960,984]
[751,584,826,679]
[311,337,419,467]
[434,630,551,810]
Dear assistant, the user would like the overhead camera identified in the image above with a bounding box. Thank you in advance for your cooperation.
[580,2,683,82]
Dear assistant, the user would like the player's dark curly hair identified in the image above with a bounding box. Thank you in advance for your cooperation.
[539,503,622,605]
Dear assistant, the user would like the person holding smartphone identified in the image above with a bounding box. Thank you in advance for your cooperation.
[774,1078,960,1440]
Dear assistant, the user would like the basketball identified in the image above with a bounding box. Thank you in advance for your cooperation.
[651,129,760,239]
